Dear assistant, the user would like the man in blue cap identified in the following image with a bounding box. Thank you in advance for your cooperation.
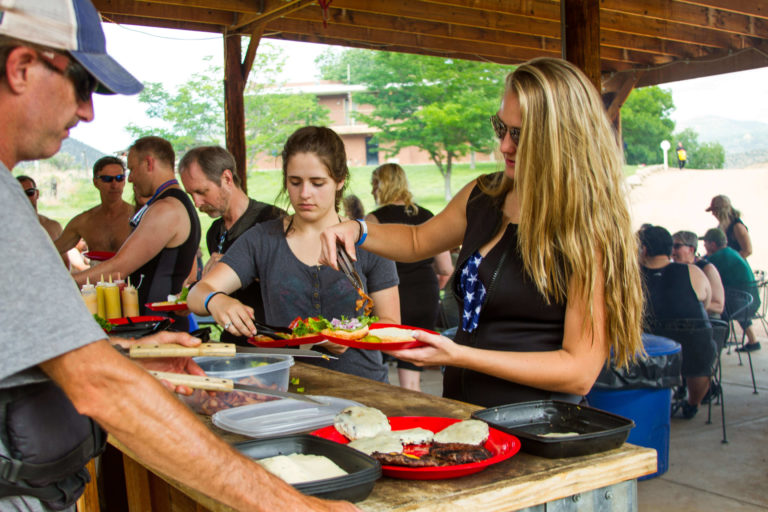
[0,1,358,510]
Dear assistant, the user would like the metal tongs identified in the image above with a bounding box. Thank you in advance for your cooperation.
[337,242,364,291]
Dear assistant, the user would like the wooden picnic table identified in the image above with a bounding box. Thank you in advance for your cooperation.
[106,362,656,512]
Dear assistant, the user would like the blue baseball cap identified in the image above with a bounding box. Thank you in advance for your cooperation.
[0,0,143,95]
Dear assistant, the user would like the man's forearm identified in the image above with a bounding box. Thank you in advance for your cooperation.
[40,341,328,511]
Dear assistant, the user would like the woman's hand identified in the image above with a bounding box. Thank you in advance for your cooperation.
[208,293,257,337]
[384,330,464,367]
[319,220,361,270]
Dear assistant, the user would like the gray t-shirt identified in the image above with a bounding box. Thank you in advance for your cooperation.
[0,166,105,511]
[222,218,399,382]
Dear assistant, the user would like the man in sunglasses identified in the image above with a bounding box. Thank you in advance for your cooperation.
[15,175,64,242]
[54,156,135,265]
[671,230,725,316]
[0,1,357,511]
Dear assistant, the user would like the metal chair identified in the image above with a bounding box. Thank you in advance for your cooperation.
[706,318,730,443]
[753,270,768,335]
[724,288,758,394]
[648,318,715,422]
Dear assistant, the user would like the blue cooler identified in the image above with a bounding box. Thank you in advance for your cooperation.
[587,335,681,479]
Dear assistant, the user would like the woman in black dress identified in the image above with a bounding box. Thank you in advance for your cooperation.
[367,163,453,391]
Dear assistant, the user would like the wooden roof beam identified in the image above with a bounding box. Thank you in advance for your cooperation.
[101,13,222,33]
[602,0,768,38]
[94,0,234,26]
[233,0,316,31]
[677,1,768,19]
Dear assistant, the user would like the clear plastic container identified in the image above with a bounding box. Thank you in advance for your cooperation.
[213,396,363,438]
[194,354,294,391]
[179,355,295,415]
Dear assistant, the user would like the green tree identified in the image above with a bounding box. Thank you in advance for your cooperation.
[621,86,675,165]
[127,44,329,165]
[319,49,510,200]
[671,128,725,169]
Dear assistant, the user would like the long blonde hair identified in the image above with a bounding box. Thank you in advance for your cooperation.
[372,163,418,215]
[479,57,643,368]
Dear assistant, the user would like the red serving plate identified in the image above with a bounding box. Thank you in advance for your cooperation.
[83,250,115,261]
[311,416,520,480]
[320,323,432,350]
[146,301,188,312]
[108,315,170,326]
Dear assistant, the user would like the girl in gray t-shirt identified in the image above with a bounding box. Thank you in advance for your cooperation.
[188,127,399,382]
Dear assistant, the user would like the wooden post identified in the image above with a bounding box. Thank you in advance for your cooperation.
[561,0,601,91]
[223,32,247,194]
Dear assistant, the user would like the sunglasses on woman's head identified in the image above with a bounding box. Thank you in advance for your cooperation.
[490,114,521,145]
[97,174,126,183]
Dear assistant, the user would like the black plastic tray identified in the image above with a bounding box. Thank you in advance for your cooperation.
[235,434,381,502]
[471,400,634,459]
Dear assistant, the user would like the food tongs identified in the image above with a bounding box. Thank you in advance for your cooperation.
[336,242,364,291]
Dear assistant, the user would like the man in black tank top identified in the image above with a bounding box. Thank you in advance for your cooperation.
[73,137,201,331]
[639,226,714,419]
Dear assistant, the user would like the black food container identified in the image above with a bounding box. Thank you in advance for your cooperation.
[235,434,381,502]
[472,400,634,458]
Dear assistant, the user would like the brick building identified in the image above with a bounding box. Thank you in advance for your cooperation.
[251,81,496,169]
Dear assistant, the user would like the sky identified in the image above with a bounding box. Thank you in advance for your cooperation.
[71,23,768,155]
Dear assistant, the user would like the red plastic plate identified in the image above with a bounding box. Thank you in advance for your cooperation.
[311,416,520,480]
[320,323,433,350]
[108,315,170,325]
[145,302,188,312]
[83,250,115,261]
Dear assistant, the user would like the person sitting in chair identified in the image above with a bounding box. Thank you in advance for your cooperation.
[639,226,715,419]
[671,230,725,317]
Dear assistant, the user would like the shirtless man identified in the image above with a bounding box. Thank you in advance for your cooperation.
[16,175,62,240]
[55,156,134,258]
[73,137,202,331]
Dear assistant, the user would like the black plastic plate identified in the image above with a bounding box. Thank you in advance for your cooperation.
[472,400,635,458]
[235,434,381,502]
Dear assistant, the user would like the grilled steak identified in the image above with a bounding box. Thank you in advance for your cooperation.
[373,452,449,467]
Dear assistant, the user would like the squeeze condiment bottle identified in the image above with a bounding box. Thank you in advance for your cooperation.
[121,276,140,318]
[96,275,107,319]
[103,276,122,320]
[80,277,98,315]
[114,272,126,292]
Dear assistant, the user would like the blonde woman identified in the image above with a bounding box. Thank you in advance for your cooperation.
[319,58,644,407]
[367,163,454,391]
[705,194,752,259]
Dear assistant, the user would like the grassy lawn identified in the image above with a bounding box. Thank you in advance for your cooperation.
[34,162,637,261]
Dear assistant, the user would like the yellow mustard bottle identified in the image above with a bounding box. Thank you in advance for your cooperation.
[96,275,107,319]
[104,277,121,320]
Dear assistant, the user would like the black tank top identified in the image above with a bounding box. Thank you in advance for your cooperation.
[130,188,201,327]
[641,263,708,329]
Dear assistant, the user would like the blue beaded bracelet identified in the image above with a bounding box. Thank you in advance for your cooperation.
[355,219,368,246]
[204,291,224,313]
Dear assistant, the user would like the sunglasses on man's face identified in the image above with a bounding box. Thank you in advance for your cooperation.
[97,174,126,183]
[36,50,98,103]
[24,188,37,197]
[490,114,521,145]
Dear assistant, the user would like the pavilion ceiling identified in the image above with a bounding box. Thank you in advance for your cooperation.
[93,0,768,88]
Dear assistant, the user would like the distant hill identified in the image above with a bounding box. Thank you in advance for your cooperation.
[677,116,768,168]
[15,137,108,173]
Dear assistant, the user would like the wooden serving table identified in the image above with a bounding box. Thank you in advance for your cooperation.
[108,363,656,512]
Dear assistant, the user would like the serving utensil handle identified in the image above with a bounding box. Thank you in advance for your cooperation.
[130,342,236,358]
[149,371,234,391]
